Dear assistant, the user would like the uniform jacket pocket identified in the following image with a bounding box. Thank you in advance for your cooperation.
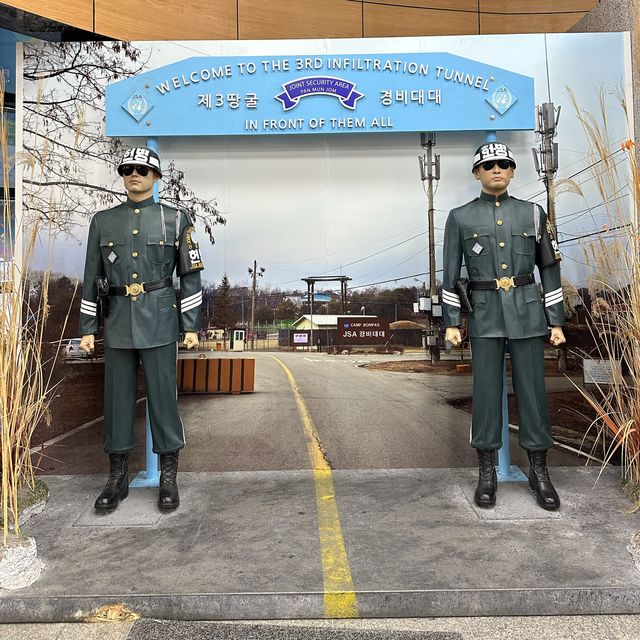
[158,291,177,312]
[463,227,491,257]
[99,236,125,265]
[511,225,536,255]
[471,290,488,306]
[523,283,542,304]
[147,235,174,264]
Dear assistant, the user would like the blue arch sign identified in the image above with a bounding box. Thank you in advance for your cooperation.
[106,52,534,137]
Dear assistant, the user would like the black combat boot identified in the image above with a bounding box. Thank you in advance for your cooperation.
[527,449,560,510]
[158,451,180,511]
[474,449,497,508]
[94,454,129,512]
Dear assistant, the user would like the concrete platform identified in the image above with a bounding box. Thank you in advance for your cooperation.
[1,466,639,622]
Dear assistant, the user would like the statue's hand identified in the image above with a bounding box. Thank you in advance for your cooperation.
[550,326,566,346]
[183,332,199,350]
[80,335,94,353]
[445,327,462,347]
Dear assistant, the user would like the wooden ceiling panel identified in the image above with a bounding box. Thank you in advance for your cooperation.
[95,0,237,40]
[370,0,476,9]
[364,4,478,37]
[238,0,362,40]
[6,0,93,31]
[480,11,590,34]
[479,0,597,13]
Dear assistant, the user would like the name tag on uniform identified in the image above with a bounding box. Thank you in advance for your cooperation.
[472,243,483,255]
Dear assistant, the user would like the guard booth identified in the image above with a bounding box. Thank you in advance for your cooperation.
[230,329,246,352]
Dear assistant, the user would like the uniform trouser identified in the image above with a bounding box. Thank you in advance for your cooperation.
[470,336,554,451]
[103,343,185,454]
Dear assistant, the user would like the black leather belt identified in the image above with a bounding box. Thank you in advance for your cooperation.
[109,276,173,297]
[470,273,535,292]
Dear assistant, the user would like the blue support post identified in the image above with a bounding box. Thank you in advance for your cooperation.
[130,137,160,489]
[497,349,526,482]
[130,402,160,487]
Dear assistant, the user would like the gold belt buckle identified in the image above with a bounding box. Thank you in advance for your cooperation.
[125,282,145,296]
[495,276,515,292]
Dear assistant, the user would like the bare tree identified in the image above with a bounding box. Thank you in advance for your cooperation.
[22,41,225,241]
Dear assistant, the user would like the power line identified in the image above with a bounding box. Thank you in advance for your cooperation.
[558,223,632,245]
[264,222,426,266]
[328,231,426,271]
[519,147,626,202]
[556,187,630,224]
[346,269,443,291]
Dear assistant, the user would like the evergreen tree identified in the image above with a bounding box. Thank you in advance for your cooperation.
[276,299,300,320]
[213,274,239,334]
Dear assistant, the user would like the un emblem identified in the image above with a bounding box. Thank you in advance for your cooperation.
[122,90,153,122]
[487,84,518,115]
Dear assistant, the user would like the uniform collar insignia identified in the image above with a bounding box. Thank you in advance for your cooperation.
[126,195,156,209]
[479,190,509,203]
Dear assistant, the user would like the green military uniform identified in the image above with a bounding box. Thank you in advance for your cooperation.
[442,190,565,450]
[79,195,204,454]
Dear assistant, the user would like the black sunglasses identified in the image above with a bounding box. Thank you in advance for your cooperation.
[481,159,514,171]
[121,164,151,177]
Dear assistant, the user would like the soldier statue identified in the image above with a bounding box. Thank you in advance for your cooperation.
[79,147,204,513]
[442,142,566,510]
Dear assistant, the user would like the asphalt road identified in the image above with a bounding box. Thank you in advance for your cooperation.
[33,350,580,475]
[262,351,477,469]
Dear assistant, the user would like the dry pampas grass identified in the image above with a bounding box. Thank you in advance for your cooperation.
[569,88,640,511]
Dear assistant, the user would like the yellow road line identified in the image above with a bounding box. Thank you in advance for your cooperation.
[270,356,359,618]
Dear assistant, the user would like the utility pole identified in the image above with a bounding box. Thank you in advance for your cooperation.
[248,260,265,350]
[419,132,441,363]
[533,102,560,233]
[420,132,440,296]
[533,103,565,370]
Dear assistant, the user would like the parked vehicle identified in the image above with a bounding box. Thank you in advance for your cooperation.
[64,338,87,359]
[63,337,104,360]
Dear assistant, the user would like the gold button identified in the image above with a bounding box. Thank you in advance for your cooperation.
[495,201,501,207]
[131,296,138,302]
[496,220,503,226]
[523,232,528,237]
[132,273,138,279]
[473,233,478,238]
[499,241,505,248]
[159,240,164,246]
[132,229,139,235]
[134,208,140,214]
[172,304,177,309]
[501,263,508,270]
[108,241,114,247]
[132,252,138,258]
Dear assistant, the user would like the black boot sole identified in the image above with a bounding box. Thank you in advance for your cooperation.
[94,485,129,513]
[158,501,179,512]
[529,478,560,511]
[158,486,179,512]
[474,496,496,508]
[474,483,497,508]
